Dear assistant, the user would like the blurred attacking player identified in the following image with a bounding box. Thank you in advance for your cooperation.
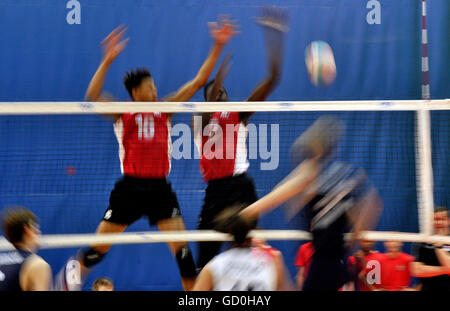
[0,207,52,291]
[237,116,383,291]
[71,19,238,291]
[193,6,289,271]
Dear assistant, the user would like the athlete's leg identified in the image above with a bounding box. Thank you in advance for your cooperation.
[157,216,197,291]
[90,221,128,254]
[196,217,223,271]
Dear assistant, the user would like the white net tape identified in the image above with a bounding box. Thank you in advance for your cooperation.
[0,100,448,115]
[0,230,449,251]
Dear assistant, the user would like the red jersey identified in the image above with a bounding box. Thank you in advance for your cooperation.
[294,242,314,278]
[196,112,249,181]
[347,251,384,291]
[114,112,171,178]
[380,252,414,291]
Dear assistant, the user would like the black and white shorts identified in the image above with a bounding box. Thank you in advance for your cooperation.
[102,175,181,226]
[198,173,258,229]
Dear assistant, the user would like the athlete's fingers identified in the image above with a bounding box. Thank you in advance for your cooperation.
[102,25,125,45]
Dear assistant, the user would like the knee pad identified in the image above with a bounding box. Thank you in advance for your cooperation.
[78,248,106,268]
[176,246,197,278]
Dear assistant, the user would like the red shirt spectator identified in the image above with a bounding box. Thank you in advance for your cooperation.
[381,241,415,291]
[294,242,314,290]
[348,251,384,291]
[295,242,314,275]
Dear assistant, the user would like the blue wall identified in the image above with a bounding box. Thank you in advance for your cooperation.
[0,0,448,290]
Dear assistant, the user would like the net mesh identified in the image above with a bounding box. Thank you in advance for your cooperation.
[0,100,448,250]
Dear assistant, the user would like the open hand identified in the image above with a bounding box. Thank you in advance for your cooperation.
[209,15,240,45]
[101,25,129,64]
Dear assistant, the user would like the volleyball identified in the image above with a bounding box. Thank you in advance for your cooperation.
[305,41,337,87]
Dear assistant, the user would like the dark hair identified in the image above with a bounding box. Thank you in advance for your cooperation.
[123,68,152,99]
[435,207,449,215]
[1,206,38,246]
[214,204,257,245]
[204,79,228,102]
[92,277,114,291]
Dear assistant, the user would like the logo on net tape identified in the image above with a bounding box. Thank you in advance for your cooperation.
[279,102,294,109]
[79,102,95,112]
[182,103,197,111]
[379,101,394,107]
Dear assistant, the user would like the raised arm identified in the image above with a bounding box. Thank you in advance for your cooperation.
[242,7,289,123]
[85,26,128,121]
[191,53,232,133]
[165,17,238,103]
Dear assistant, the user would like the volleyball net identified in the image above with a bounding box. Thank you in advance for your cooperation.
[0,99,449,251]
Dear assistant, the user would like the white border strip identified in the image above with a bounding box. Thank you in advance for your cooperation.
[1,230,449,251]
[0,100,448,114]
[416,109,435,236]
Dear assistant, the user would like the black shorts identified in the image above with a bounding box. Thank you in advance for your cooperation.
[198,173,258,229]
[102,175,181,226]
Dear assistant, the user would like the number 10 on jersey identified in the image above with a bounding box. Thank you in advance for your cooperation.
[135,114,155,140]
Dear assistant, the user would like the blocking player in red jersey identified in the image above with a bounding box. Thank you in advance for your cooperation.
[72,19,238,291]
[347,239,384,291]
[192,6,289,271]
[379,241,415,291]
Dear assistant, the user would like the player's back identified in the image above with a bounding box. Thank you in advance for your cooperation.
[207,247,277,291]
[0,249,33,291]
[197,111,249,181]
[305,161,370,258]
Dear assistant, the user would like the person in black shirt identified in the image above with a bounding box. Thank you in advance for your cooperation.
[412,208,450,291]
[0,206,51,291]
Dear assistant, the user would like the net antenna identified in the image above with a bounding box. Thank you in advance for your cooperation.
[417,0,434,237]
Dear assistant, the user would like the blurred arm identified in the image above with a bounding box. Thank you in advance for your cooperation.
[85,26,128,122]
[241,159,319,221]
[242,7,288,123]
[296,267,305,290]
[410,261,449,277]
[165,19,238,103]
[346,187,383,248]
[192,267,213,291]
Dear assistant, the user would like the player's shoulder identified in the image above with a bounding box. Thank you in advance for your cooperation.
[21,254,51,276]
[369,251,384,260]
[377,252,389,261]
[24,254,49,269]
[300,241,313,252]
[209,248,237,264]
